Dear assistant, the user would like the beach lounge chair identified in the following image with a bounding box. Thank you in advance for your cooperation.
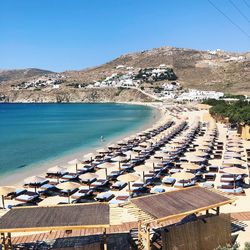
[96,192,115,202]
[107,170,123,181]
[208,165,219,172]
[15,191,39,203]
[71,187,93,200]
[59,188,78,197]
[205,173,216,181]
[174,180,196,188]
[90,179,109,190]
[218,186,245,195]
[109,195,129,204]
[77,165,95,174]
[5,189,26,200]
[60,174,78,181]
[150,186,165,194]
[111,181,127,190]
[162,176,176,186]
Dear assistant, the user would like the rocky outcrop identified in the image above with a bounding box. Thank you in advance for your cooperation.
[1,88,153,103]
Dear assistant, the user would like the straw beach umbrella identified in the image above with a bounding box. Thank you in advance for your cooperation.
[112,155,128,169]
[118,173,140,192]
[68,159,82,173]
[181,162,201,171]
[24,176,47,193]
[83,153,96,162]
[223,167,247,190]
[0,186,15,209]
[38,196,67,206]
[47,165,66,174]
[98,162,116,177]
[56,182,81,203]
[172,172,195,180]
[79,173,98,187]
[223,158,246,166]
[172,171,195,188]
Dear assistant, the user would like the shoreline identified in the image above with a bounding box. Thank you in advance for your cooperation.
[0,102,165,187]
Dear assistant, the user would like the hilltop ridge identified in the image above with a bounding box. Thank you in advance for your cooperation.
[0,46,249,102]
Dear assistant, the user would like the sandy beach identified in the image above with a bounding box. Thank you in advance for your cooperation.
[1,103,250,247]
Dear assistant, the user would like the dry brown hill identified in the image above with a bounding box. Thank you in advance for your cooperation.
[65,46,250,94]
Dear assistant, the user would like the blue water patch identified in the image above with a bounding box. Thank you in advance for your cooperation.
[0,103,153,176]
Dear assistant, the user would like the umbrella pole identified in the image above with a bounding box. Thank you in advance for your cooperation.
[35,186,37,193]
[2,195,5,209]
[143,171,145,183]
[119,161,121,171]
[234,175,236,191]
[105,168,107,179]
[76,164,78,173]
[68,191,70,204]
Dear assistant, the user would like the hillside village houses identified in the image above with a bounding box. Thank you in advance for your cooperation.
[176,89,224,101]
[13,74,65,90]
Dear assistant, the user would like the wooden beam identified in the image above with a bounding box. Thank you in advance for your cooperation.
[0,224,110,233]
[155,200,232,224]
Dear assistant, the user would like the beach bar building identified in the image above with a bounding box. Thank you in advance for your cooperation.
[0,187,234,249]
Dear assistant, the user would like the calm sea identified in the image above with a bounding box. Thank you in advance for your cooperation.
[0,103,153,176]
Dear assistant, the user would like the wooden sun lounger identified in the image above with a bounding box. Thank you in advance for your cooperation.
[15,191,39,203]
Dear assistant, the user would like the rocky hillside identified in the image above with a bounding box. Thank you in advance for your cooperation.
[1,88,152,103]
[0,68,53,84]
[65,47,250,94]
[0,46,249,103]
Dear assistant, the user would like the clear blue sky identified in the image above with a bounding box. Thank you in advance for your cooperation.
[1,0,250,72]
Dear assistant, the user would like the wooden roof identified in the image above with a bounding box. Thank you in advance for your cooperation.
[131,187,232,223]
[0,203,109,233]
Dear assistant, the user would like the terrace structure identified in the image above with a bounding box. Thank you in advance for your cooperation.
[0,187,234,249]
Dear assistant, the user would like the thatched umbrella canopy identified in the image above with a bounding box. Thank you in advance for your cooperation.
[83,153,96,162]
[181,162,201,171]
[133,146,145,152]
[47,166,66,175]
[117,173,140,192]
[185,155,205,163]
[79,173,98,186]
[38,196,67,206]
[68,159,82,172]
[223,167,246,175]
[96,148,109,154]
[223,167,247,189]
[227,147,244,153]
[0,186,16,209]
[154,152,168,158]
[172,171,195,180]
[223,158,246,166]
[112,155,128,162]
[98,162,117,177]
[24,176,47,192]
[56,182,81,203]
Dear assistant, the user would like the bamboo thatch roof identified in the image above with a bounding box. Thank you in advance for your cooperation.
[0,203,109,233]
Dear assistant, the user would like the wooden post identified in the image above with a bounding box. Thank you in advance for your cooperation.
[216,207,220,215]
[103,228,107,250]
[2,195,5,209]
[7,233,11,250]
[1,233,6,250]
[146,223,150,250]
[138,221,142,250]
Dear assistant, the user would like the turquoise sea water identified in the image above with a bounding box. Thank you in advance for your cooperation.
[0,103,153,176]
